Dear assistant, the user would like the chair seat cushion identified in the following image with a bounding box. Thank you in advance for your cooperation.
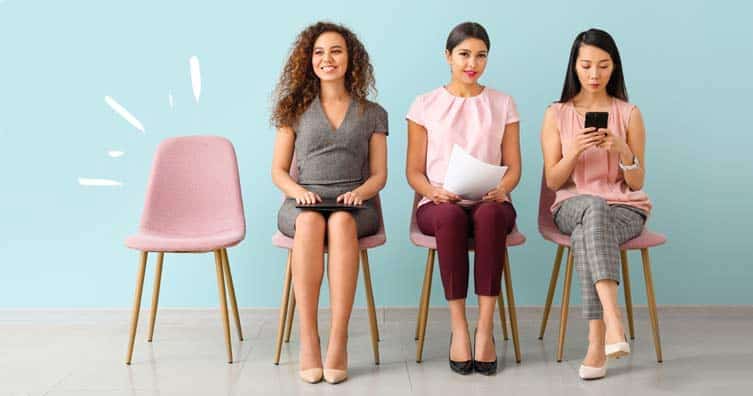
[539,225,666,249]
[410,228,526,250]
[126,229,244,252]
[272,230,386,251]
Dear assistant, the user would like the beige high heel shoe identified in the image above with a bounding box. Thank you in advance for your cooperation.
[323,368,348,384]
[299,368,323,384]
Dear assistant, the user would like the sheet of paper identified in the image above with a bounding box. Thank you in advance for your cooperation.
[443,145,507,200]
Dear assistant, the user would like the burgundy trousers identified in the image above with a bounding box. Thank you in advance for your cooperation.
[416,201,516,300]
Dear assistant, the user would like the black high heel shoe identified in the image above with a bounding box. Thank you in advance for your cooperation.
[473,328,498,376]
[449,332,473,375]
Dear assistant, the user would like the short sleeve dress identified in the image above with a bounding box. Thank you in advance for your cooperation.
[277,96,389,238]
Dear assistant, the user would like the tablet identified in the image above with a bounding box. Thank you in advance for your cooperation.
[295,198,362,212]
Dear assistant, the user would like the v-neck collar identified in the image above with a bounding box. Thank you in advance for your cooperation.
[316,96,354,133]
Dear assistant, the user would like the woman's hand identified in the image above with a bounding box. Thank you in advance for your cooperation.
[566,127,605,159]
[482,184,508,203]
[428,187,461,205]
[294,188,322,205]
[597,128,631,156]
[337,191,364,206]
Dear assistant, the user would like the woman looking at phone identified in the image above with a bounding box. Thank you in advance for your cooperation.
[540,28,651,380]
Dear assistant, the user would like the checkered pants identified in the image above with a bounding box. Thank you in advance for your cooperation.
[554,195,646,320]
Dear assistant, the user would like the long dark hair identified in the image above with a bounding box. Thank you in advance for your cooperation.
[559,28,628,103]
[446,22,490,52]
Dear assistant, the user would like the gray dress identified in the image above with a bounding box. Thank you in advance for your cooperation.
[277,97,388,238]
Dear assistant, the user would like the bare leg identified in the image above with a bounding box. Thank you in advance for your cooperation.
[293,211,326,371]
[474,295,496,362]
[595,279,626,345]
[448,299,471,361]
[583,319,607,367]
[324,212,359,371]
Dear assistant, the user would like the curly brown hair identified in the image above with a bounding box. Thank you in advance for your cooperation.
[271,22,376,129]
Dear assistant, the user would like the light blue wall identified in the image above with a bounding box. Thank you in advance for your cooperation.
[1,0,751,308]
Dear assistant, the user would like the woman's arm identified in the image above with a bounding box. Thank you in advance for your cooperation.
[344,132,387,203]
[271,126,321,204]
[483,122,521,201]
[541,106,603,190]
[622,107,646,190]
[405,120,460,203]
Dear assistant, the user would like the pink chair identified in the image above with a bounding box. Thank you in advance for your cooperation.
[271,159,383,366]
[536,174,666,362]
[410,194,526,363]
[124,136,246,365]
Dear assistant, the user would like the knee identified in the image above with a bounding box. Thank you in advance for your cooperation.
[434,203,468,229]
[327,211,357,232]
[295,211,326,233]
[474,202,513,225]
[582,195,609,218]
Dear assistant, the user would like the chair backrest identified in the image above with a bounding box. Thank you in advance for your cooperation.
[139,136,245,237]
[538,171,558,232]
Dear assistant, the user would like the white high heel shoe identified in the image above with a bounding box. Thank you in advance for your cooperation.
[579,363,607,380]
[605,335,630,359]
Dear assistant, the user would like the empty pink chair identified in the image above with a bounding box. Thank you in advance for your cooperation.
[271,157,383,366]
[536,173,666,362]
[124,136,246,364]
[410,194,526,364]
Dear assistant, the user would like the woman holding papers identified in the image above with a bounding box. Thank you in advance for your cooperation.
[406,22,521,376]
[271,22,388,384]
[540,28,651,380]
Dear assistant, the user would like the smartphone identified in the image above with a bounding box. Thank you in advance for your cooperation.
[584,112,608,132]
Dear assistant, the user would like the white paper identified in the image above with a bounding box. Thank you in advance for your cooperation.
[443,145,507,200]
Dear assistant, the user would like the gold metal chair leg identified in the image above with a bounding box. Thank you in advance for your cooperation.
[360,250,381,365]
[125,251,148,365]
[539,245,565,340]
[284,285,295,343]
[497,290,509,340]
[620,250,635,340]
[416,249,435,363]
[214,250,233,364]
[641,248,663,363]
[415,253,431,341]
[556,249,575,362]
[274,251,293,365]
[147,252,164,342]
[503,249,521,363]
[222,249,244,341]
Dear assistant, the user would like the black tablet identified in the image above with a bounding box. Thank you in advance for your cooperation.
[295,198,362,212]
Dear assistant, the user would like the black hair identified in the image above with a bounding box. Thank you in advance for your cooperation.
[559,28,628,103]
[445,22,490,52]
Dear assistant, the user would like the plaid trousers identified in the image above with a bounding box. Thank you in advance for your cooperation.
[554,195,646,319]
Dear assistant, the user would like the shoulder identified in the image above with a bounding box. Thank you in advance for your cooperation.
[362,99,387,116]
[412,87,445,106]
[483,87,513,102]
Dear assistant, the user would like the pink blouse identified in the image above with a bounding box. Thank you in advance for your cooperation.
[407,87,519,207]
[551,99,652,214]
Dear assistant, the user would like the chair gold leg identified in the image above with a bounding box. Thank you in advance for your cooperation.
[641,249,663,363]
[274,251,293,365]
[539,245,565,340]
[284,285,295,343]
[214,250,233,364]
[147,252,164,343]
[415,256,430,341]
[620,250,635,340]
[503,249,521,363]
[556,249,575,362]
[416,249,435,363]
[221,249,244,341]
[497,291,509,340]
[360,250,381,365]
[125,251,148,365]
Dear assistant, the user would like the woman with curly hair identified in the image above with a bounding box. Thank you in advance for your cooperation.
[271,22,388,384]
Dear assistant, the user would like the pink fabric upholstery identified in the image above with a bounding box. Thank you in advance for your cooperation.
[409,194,526,250]
[538,173,666,249]
[125,136,246,252]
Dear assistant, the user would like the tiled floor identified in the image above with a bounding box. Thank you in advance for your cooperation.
[1,306,752,395]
